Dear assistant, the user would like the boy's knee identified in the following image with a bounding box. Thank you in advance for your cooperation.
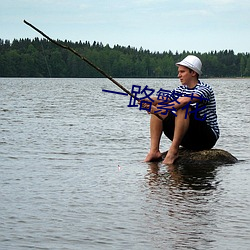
[176,107,192,119]
[176,107,191,114]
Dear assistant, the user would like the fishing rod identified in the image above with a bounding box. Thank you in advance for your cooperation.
[23,20,162,120]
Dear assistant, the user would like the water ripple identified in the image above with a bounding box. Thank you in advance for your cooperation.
[0,78,250,249]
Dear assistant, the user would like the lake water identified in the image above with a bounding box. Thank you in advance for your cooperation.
[0,78,250,250]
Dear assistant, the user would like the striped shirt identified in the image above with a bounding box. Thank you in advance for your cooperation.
[169,80,220,139]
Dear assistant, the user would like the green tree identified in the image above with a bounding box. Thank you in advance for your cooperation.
[244,56,250,76]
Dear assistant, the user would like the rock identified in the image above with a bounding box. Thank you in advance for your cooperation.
[161,148,238,166]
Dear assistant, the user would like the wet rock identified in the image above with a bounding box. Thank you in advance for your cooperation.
[161,148,238,166]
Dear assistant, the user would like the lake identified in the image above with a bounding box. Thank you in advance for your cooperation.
[1,78,250,249]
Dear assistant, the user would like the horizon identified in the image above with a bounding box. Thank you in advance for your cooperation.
[1,36,249,55]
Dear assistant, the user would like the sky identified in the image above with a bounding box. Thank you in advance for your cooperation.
[1,0,250,53]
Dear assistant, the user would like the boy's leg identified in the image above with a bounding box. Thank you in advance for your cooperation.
[163,108,190,164]
[144,114,163,162]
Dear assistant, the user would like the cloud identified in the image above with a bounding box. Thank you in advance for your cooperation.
[134,0,167,5]
[206,0,237,4]
[1,0,250,53]
[198,0,250,10]
[79,3,89,10]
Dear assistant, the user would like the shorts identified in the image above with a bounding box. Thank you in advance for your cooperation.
[163,112,217,150]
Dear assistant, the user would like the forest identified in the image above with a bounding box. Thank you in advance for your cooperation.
[0,38,250,78]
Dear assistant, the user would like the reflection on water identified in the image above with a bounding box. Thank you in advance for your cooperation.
[147,162,219,191]
[144,162,221,249]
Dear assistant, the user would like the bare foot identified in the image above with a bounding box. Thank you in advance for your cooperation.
[144,151,162,162]
[163,150,179,165]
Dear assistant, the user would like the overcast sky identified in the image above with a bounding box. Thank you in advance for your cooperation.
[1,0,249,53]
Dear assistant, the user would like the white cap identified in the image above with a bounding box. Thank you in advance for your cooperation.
[176,55,202,75]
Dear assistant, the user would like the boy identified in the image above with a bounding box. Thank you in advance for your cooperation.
[144,55,219,164]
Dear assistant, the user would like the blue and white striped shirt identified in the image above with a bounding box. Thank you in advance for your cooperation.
[169,80,220,139]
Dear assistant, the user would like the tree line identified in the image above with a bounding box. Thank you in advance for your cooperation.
[0,38,250,78]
